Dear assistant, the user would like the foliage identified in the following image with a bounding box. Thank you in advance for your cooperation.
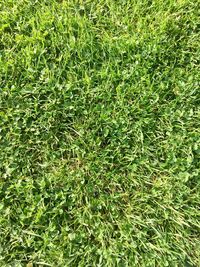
[0,0,199,266]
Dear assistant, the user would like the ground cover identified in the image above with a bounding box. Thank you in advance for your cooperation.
[0,0,199,266]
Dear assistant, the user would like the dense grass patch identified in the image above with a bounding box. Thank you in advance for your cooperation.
[0,0,200,266]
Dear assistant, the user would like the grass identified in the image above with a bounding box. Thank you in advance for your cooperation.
[0,0,200,266]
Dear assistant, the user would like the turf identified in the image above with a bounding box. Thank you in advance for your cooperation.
[0,0,200,266]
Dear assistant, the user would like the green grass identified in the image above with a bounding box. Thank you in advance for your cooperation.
[0,0,200,266]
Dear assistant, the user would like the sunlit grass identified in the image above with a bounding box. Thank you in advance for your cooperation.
[0,0,199,266]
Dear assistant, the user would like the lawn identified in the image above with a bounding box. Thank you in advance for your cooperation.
[0,0,200,266]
